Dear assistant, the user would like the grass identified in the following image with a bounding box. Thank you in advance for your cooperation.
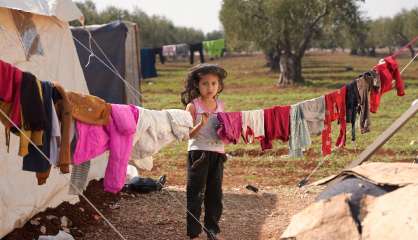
[139,52,418,188]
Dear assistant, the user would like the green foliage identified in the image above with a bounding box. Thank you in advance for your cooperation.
[220,0,362,55]
[72,1,207,48]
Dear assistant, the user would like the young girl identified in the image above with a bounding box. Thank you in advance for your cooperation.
[181,64,227,240]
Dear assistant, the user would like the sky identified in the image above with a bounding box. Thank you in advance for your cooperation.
[78,0,418,33]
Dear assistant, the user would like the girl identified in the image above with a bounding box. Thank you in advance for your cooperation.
[181,64,227,240]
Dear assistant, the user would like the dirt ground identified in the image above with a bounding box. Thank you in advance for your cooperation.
[4,180,321,240]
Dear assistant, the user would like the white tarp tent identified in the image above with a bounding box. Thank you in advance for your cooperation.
[0,0,107,237]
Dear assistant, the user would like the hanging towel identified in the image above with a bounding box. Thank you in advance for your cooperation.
[289,103,311,157]
[300,96,325,136]
[162,45,176,57]
[261,105,290,151]
[241,109,265,143]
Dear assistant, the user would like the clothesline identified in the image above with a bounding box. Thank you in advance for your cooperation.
[392,34,418,58]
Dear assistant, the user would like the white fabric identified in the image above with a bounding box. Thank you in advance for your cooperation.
[38,230,75,240]
[49,100,60,165]
[241,109,264,143]
[162,44,176,57]
[130,107,193,171]
[0,0,83,22]
[0,7,109,238]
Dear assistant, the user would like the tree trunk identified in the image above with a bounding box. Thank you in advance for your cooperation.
[265,51,281,72]
[278,53,304,86]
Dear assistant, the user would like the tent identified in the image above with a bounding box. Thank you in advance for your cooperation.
[0,0,108,237]
[71,21,142,105]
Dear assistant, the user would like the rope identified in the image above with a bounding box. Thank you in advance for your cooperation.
[400,51,418,74]
[0,108,128,240]
[392,35,418,58]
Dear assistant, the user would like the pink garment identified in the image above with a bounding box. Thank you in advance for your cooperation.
[73,104,139,193]
[216,112,242,144]
[0,59,23,126]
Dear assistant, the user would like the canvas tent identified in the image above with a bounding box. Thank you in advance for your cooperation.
[0,0,108,237]
[71,21,142,105]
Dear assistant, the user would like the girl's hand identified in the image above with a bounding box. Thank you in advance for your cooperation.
[199,112,209,126]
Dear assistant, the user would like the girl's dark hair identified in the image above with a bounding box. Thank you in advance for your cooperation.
[181,63,227,106]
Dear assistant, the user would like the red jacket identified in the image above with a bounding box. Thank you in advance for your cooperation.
[0,60,22,127]
[322,86,346,156]
[261,105,290,150]
[370,56,405,113]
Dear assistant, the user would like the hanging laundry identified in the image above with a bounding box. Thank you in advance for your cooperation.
[217,112,242,144]
[49,100,60,166]
[345,80,359,141]
[140,48,158,78]
[73,104,139,193]
[0,59,23,127]
[203,39,225,58]
[261,105,290,151]
[371,56,405,113]
[188,43,205,64]
[356,71,380,134]
[20,72,47,131]
[175,43,190,58]
[130,108,193,171]
[67,91,111,125]
[68,120,91,195]
[300,96,325,136]
[162,45,176,57]
[22,81,54,185]
[52,83,73,174]
[322,87,347,156]
[18,79,44,157]
[152,47,165,64]
[69,161,90,195]
[241,110,265,144]
[289,103,311,158]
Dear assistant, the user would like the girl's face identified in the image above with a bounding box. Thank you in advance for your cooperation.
[198,74,220,99]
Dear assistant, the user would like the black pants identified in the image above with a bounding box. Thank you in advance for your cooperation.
[187,150,225,237]
[189,43,205,64]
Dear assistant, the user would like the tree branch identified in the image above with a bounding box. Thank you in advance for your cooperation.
[297,1,332,58]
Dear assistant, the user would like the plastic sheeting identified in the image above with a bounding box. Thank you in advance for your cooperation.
[0,7,108,238]
[71,21,141,105]
[72,22,127,104]
[0,0,83,22]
